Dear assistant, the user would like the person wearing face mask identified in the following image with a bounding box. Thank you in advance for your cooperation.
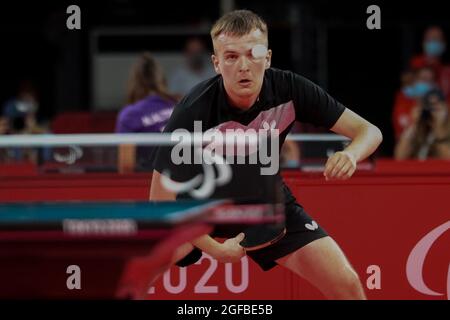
[1,80,48,162]
[2,80,46,135]
[410,26,450,96]
[394,88,450,160]
[411,26,446,74]
[392,67,439,139]
[168,37,216,99]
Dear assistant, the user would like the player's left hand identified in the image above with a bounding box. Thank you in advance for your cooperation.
[323,151,357,181]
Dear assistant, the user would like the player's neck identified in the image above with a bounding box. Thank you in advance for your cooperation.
[226,93,260,110]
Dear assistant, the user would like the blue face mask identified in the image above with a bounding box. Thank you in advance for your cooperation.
[414,81,433,97]
[402,85,417,98]
[424,40,445,57]
[403,82,433,98]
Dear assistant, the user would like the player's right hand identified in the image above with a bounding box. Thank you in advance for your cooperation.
[216,233,246,263]
[324,150,357,181]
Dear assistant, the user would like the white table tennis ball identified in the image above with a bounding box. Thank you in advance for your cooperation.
[252,44,268,59]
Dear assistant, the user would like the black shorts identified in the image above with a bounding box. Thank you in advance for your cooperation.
[176,203,329,271]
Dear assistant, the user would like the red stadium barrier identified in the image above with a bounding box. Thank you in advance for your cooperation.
[0,173,150,202]
[0,162,37,177]
[1,159,449,300]
[51,111,118,134]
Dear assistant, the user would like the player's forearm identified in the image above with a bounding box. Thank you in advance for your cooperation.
[343,124,382,162]
[191,235,224,259]
[171,242,195,264]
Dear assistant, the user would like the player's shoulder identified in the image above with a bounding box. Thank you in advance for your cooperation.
[265,67,295,80]
[265,68,313,93]
[266,67,310,84]
[176,74,222,112]
[263,68,310,99]
[268,68,323,99]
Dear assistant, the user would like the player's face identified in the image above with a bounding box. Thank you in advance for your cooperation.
[212,29,271,107]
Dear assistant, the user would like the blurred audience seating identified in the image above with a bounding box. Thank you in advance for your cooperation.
[51,111,118,133]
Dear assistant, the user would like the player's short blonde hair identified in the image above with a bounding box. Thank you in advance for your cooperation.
[210,10,268,43]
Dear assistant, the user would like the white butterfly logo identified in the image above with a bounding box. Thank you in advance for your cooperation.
[305,220,318,231]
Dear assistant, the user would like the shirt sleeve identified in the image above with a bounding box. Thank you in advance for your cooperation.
[289,71,346,129]
[115,109,136,133]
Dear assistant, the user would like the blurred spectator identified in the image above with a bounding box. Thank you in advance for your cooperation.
[394,88,450,160]
[280,139,301,168]
[410,26,446,74]
[392,66,440,139]
[392,69,417,140]
[2,80,46,135]
[410,26,450,96]
[168,37,216,98]
[0,117,8,161]
[0,117,8,135]
[116,52,176,173]
[1,81,48,163]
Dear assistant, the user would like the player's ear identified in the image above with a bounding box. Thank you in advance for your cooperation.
[211,54,221,74]
[265,49,272,69]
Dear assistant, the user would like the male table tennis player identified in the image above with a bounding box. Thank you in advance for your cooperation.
[150,10,382,299]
